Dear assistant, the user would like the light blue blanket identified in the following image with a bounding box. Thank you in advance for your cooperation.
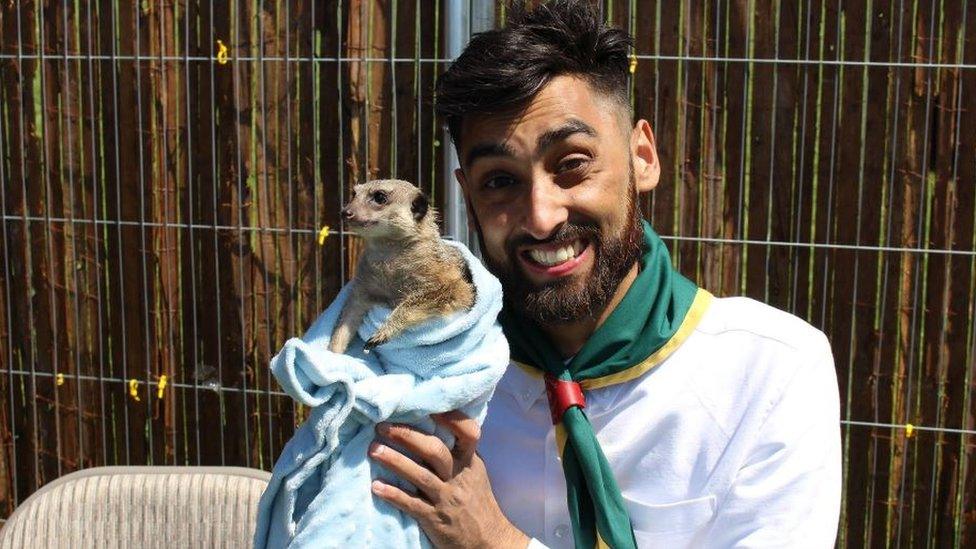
[253,241,509,549]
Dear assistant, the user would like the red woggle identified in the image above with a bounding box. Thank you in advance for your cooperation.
[544,373,586,425]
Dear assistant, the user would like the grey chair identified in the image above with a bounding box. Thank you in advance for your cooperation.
[0,466,271,549]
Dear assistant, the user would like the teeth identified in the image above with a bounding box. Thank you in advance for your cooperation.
[528,240,582,267]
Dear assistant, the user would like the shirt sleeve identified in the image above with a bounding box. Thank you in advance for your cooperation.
[706,335,842,548]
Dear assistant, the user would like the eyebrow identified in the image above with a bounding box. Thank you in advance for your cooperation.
[465,141,517,167]
[535,119,598,151]
[463,118,598,168]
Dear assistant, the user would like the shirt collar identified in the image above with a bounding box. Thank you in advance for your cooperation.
[498,361,546,412]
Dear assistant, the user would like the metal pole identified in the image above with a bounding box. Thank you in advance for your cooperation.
[470,0,495,34]
[442,0,471,246]
[442,0,493,251]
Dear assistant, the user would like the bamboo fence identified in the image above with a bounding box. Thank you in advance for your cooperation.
[0,1,974,546]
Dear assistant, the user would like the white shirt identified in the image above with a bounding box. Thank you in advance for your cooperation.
[480,296,841,548]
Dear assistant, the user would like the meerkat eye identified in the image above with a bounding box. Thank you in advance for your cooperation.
[371,190,388,205]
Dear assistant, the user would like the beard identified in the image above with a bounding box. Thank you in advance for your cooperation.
[474,169,644,326]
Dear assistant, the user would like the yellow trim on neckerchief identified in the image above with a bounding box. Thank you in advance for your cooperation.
[555,423,569,455]
[513,288,713,389]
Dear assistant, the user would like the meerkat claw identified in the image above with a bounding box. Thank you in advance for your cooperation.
[364,335,385,351]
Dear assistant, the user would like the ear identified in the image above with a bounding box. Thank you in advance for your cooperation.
[454,168,479,232]
[454,168,468,191]
[411,191,429,221]
[631,119,660,192]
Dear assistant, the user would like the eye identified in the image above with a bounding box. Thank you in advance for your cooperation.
[557,156,589,173]
[371,190,388,205]
[484,174,516,190]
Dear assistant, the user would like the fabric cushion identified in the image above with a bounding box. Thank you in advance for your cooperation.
[0,466,270,548]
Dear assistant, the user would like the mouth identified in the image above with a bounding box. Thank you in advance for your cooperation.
[346,219,376,229]
[519,239,590,277]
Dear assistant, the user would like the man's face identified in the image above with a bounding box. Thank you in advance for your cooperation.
[455,75,661,325]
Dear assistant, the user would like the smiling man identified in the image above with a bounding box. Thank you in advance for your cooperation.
[367,1,842,547]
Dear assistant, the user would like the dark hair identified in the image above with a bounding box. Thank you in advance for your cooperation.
[435,0,633,148]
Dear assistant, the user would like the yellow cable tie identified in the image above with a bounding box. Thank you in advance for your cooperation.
[629,53,638,74]
[317,225,331,245]
[56,373,65,386]
[216,39,229,65]
[128,379,141,402]
[157,375,168,399]
[905,423,915,438]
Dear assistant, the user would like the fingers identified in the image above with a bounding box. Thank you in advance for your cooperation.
[432,411,481,464]
[369,441,444,500]
[375,423,454,480]
[371,479,434,520]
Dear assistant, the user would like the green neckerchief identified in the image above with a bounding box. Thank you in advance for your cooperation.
[499,219,707,549]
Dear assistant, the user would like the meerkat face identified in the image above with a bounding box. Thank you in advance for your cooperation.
[341,179,430,239]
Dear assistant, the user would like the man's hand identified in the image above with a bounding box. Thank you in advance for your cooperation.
[369,411,529,549]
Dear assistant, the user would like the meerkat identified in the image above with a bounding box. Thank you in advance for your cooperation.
[328,179,476,354]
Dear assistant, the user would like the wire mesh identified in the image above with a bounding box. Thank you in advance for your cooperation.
[0,1,974,546]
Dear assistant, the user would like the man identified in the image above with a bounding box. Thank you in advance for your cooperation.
[367,1,841,547]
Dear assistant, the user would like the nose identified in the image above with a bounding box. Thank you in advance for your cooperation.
[522,175,569,240]
[341,207,353,220]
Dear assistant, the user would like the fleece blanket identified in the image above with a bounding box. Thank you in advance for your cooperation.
[253,241,509,549]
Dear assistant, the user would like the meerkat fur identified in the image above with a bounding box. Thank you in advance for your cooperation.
[328,179,475,354]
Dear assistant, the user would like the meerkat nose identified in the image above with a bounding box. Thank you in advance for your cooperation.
[341,208,353,219]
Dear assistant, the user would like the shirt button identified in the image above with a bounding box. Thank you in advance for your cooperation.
[553,524,570,539]
[521,390,533,403]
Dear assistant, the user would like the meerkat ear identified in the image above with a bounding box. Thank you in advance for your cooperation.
[411,192,429,221]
